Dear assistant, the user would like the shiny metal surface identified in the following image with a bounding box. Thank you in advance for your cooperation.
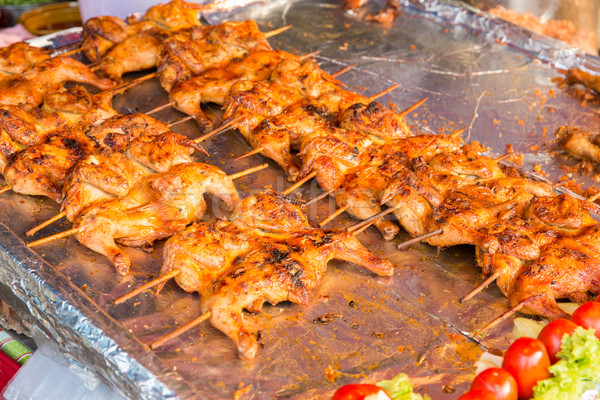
[1,0,599,399]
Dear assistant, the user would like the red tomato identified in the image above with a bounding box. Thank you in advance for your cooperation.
[471,368,518,400]
[502,337,551,400]
[571,301,600,338]
[457,389,497,400]
[332,384,389,400]
[596,294,600,302]
[537,318,578,363]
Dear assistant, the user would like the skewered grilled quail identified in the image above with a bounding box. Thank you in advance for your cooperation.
[0,57,113,106]
[74,162,240,275]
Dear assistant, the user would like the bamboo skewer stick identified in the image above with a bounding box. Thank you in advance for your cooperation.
[302,189,335,208]
[26,211,66,237]
[369,84,399,101]
[193,119,237,143]
[495,153,512,162]
[587,191,600,203]
[26,164,269,248]
[145,101,175,115]
[234,147,263,161]
[55,47,84,58]
[397,228,443,250]
[26,227,79,248]
[459,271,501,303]
[167,114,196,128]
[330,63,356,78]
[398,97,428,117]
[282,171,317,195]
[228,163,268,180]
[150,311,212,350]
[114,269,182,305]
[473,297,535,336]
[346,205,400,234]
[450,127,467,138]
[319,205,348,227]
[264,25,292,38]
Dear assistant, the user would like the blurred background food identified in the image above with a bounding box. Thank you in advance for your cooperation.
[465,0,598,54]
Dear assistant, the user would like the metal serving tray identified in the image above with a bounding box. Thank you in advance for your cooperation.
[2,0,600,398]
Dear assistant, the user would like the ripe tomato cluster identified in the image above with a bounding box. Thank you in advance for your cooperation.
[458,299,600,400]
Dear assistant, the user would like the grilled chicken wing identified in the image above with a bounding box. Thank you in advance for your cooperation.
[140,0,202,30]
[74,162,240,275]
[62,152,147,221]
[158,20,271,91]
[168,50,298,115]
[161,187,311,293]
[61,128,199,222]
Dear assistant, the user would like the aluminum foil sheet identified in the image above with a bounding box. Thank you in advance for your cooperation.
[2,0,600,399]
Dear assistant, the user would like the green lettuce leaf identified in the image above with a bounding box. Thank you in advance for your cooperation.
[376,373,430,400]
[533,327,600,400]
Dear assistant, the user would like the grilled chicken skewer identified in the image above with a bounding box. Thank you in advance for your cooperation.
[118,188,393,358]
[27,163,267,275]
[0,42,50,77]
[24,114,225,237]
[0,57,113,107]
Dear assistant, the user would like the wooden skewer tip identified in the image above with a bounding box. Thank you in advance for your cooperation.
[319,205,349,227]
[26,211,66,237]
[398,97,428,117]
[114,269,181,305]
[397,228,443,250]
[264,25,292,38]
[27,227,79,248]
[234,147,263,161]
[229,163,269,180]
[282,171,318,195]
[150,311,212,350]
[459,271,501,303]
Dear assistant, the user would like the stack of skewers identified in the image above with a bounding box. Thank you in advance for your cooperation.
[0,0,598,363]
